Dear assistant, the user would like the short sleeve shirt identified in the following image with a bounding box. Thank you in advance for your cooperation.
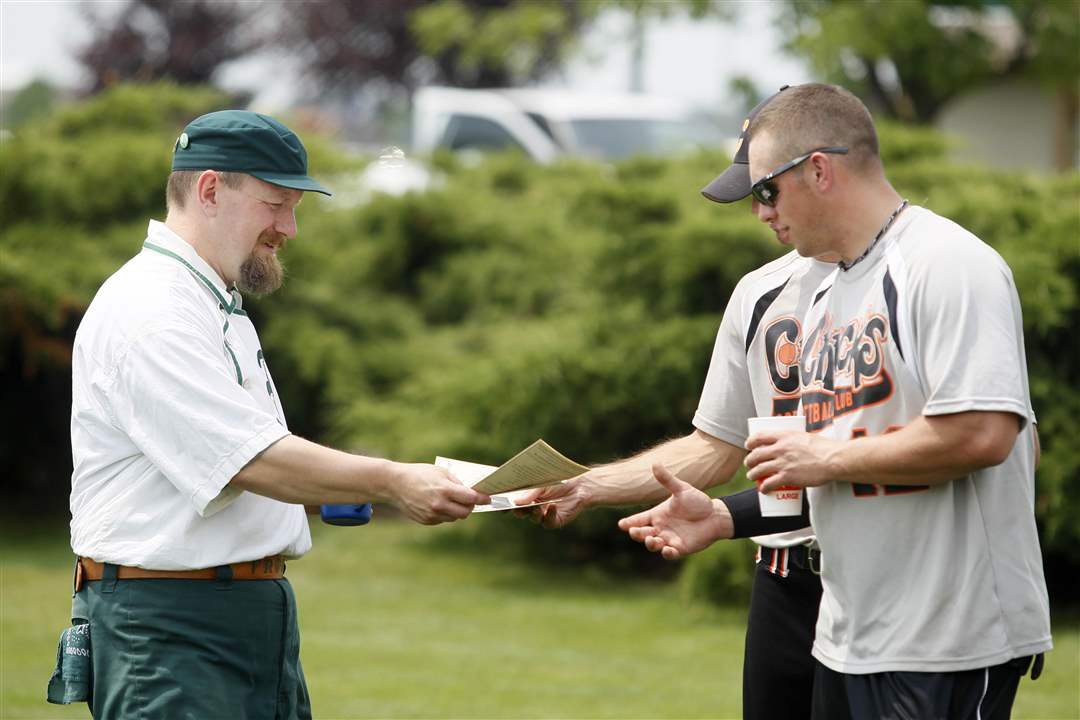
[799,206,1051,673]
[693,252,835,548]
[69,220,311,570]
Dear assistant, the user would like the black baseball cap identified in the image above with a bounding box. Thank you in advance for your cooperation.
[701,85,790,203]
[172,110,332,196]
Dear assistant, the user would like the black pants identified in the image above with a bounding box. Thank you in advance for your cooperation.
[812,655,1036,720]
[743,548,824,720]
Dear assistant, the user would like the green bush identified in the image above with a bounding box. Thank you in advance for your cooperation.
[3,84,1078,602]
[0,82,358,507]
[679,537,756,608]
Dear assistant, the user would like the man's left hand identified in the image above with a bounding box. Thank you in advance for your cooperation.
[745,431,842,493]
[617,464,729,560]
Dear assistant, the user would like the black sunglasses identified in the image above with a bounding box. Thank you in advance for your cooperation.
[750,146,849,206]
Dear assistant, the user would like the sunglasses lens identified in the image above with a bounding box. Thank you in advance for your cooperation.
[752,181,778,207]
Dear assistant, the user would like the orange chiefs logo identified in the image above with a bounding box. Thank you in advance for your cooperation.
[799,312,893,431]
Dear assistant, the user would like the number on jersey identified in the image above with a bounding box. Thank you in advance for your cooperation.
[850,426,929,497]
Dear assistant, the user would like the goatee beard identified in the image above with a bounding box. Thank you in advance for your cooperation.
[237,234,285,295]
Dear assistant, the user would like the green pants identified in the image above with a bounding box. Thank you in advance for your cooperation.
[51,566,311,719]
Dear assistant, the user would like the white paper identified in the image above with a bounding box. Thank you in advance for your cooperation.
[464,439,588,495]
[434,456,498,486]
[435,440,586,513]
[470,488,562,513]
[434,457,551,512]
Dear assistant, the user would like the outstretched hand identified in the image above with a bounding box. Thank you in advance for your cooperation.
[617,464,731,560]
[512,477,584,528]
[392,463,490,525]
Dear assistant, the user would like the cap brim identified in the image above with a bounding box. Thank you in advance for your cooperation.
[251,171,333,197]
[701,162,750,204]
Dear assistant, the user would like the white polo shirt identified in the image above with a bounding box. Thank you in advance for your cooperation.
[70,220,311,570]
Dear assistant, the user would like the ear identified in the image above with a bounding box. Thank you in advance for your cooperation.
[807,152,836,194]
[195,170,222,216]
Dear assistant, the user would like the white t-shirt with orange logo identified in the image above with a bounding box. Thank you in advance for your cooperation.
[693,251,835,549]
[800,205,1051,673]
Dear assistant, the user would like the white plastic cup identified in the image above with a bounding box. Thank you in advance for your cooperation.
[748,415,807,517]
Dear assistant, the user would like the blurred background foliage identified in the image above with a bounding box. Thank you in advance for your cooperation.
[2,82,1077,605]
[63,0,1077,123]
[777,0,1080,123]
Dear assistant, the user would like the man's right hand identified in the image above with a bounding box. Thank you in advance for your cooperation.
[513,476,589,528]
[389,463,490,525]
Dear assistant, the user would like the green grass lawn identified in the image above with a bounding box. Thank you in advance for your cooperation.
[2,518,1077,719]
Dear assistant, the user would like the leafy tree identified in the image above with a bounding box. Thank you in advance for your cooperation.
[278,0,724,96]
[78,0,265,91]
[410,0,596,88]
[776,0,1080,123]
[276,0,602,97]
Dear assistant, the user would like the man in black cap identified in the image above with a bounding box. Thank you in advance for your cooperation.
[55,110,488,718]
[519,87,835,719]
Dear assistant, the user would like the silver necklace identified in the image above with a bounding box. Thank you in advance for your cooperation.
[839,199,909,272]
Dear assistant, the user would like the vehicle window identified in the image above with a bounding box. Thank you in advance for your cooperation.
[525,112,557,142]
[567,119,718,160]
[441,115,526,153]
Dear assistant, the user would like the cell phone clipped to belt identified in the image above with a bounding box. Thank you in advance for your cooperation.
[47,621,91,704]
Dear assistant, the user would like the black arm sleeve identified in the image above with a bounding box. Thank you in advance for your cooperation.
[719,487,811,539]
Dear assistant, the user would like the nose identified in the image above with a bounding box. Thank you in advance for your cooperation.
[751,198,776,223]
[276,208,298,238]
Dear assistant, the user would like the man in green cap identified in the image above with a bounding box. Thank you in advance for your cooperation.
[53,110,489,718]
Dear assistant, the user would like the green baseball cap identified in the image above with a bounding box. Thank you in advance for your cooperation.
[172,110,332,196]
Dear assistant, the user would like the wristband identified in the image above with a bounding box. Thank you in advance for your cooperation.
[719,487,810,538]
